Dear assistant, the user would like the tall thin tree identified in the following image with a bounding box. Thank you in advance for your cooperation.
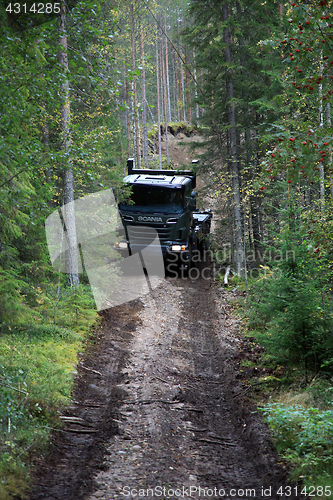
[161,36,170,166]
[140,19,148,168]
[156,28,162,169]
[164,13,172,122]
[130,1,140,168]
[59,0,79,287]
[222,2,244,276]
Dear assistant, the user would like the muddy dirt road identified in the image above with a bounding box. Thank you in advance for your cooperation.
[29,267,296,500]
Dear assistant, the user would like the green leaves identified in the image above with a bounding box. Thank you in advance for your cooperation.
[248,208,333,371]
[261,403,333,484]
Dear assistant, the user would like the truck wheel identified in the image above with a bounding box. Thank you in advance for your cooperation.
[190,237,198,268]
[203,236,210,252]
[198,240,204,257]
[179,263,189,278]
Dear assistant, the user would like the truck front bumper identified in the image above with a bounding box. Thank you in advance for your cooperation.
[114,241,190,267]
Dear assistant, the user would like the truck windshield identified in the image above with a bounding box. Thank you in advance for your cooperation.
[119,185,184,213]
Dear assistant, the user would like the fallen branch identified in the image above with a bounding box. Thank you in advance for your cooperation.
[60,416,85,422]
[79,364,103,377]
[122,399,182,405]
[71,401,104,407]
[154,376,170,384]
[122,399,204,413]
[62,428,98,434]
[197,438,237,447]
[233,386,252,398]
[60,416,95,428]
[208,432,237,444]
[186,427,208,432]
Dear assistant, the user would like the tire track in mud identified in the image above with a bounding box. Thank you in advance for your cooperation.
[86,270,294,500]
[29,270,295,500]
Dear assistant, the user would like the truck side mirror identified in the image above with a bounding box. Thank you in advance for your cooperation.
[189,197,197,211]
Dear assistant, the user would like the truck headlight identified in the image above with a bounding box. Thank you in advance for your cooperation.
[116,241,128,249]
[171,244,187,251]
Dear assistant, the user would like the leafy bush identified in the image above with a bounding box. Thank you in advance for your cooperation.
[261,403,333,488]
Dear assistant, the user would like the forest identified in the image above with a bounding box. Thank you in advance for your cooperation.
[1,0,333,497]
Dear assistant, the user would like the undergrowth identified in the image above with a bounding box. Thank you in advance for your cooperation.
[0,283,98,500]
[233,277,333,495]
[260,402,333,494]
[218,211,333,496]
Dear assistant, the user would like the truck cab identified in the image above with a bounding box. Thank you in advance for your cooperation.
[116,159,211,272]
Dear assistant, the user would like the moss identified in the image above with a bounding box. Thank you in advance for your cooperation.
[147,122,198,140]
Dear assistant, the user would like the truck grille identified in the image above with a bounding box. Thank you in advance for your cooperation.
[127,223,172,246]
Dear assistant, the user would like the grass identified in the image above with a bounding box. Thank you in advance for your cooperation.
[0,284,98,499]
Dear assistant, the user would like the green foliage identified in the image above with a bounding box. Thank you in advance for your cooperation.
[257,1,333,196]
[248,212,333,372]
[0,283,97,499]
[261,403,333,487]
[0,269,38,330]
[0,334,73,499]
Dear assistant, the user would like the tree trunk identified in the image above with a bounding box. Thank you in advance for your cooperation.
[176,53,181,121]
[250,195,261,262]
[172,51,177,121]
[130,2,140,168]
[319,61,325,213]
[59,0,79,287]
[193,48,199,126]
[200,68,205,116]
[164,14,171,123]
[161,38,170,166]
[156,30,162,169]
[125,65,130,159]
[327,103,333,198]
[185,45,191,123]
[222,3,244,277]
[140,20,148,168]
[178,32,186,123]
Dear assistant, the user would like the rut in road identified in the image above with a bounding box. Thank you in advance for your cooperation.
[29,271,295,500]
[87,274,293,500]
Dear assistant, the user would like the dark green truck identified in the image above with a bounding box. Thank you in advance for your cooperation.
[115,159,212,274]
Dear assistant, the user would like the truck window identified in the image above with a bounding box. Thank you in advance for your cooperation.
[184,183,192,207]
[119,185,184,213]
